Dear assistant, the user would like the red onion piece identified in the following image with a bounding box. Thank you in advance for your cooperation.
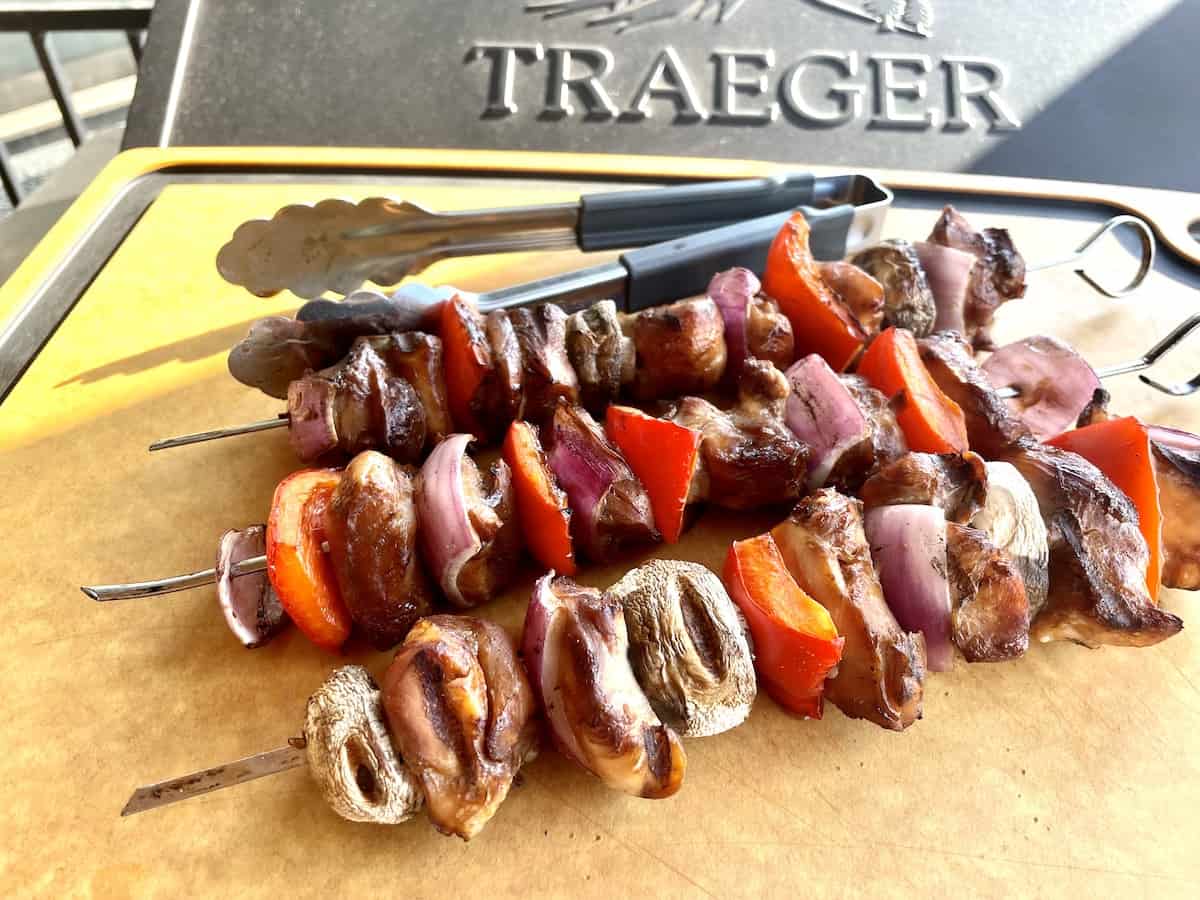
[707,267,759,376]
[1148,424,1200,453]
[215,525,288,648]
[784,354,870,489]
[982,336,1101,440]
[287,376,338,462]
[864,504,953,671]
[915,241,976,335]
[522,574,584,763]
[416,434,481,606]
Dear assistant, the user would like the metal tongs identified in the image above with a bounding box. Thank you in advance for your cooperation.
[216,172,893,299]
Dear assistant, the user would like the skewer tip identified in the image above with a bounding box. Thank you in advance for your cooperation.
[80,586,101,601]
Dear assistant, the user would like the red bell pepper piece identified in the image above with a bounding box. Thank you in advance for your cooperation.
[503,420,577,575]
[441,294,492,439]
[761,212,866,372]
[722,533,844,718]
[604,405,702,544]
[266,468,351,652]
[1048,416,1162,598]
[857,326,969,454]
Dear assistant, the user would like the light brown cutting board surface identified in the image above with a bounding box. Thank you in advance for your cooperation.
[2,169,1199,898]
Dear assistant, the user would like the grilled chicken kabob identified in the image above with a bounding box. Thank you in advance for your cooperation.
[157,203,1029,466]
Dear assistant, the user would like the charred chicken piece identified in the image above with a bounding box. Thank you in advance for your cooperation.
[841,375,909,471]
[745,294,795,369]
[918,331,1032,458]
[860,451,989,524]
[627,297,727,400]
[305,666,423,825]
[523,575,686,798]
[417,434,523,608]
[382,616,538,839]
[287,337,426,463]
[849,239,937,337]
[367,332,452,443]
[509,305,580,422]
[215,525,288,648]
[670,360,809,510]
[324,451,435,649]
[771,490,925,731]
[944,522,1030,662]
[1151,431,1200,590]
[1002,441,1183,646]
[480,310,524,439]
[818,260,886,336]
[609,560,756,738]
[927,205,1027,350]
[544,403,659,561]
[565,300,634,413]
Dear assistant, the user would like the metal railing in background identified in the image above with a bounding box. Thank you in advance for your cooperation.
[0,1,154,207]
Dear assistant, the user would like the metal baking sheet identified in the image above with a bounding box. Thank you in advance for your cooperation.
[1,152,1199,896]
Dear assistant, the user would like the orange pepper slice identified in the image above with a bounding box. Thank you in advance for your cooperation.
[503,420,576,575]
[266,468,351,652]
[441,294,492,439]
[857,326,969,453]
[604,405,702,544]
[1048,416,1162,599]
[723,533,843,718]
[761,212,866,372]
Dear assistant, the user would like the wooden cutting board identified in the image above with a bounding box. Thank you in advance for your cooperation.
[1,150,1198,898]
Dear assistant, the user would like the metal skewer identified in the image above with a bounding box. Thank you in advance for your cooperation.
[81,554,267,602]
[122,739,306,817]
[1026,214,1155,298]
[994,314,1200,399]
[149,415,289,452]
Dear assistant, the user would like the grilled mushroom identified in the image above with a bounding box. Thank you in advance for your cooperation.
[969,461,1049,618]
[304,666,423,825]
[565,300,634,413]
[849,239,937,336]
[523,574,687,798]
[609,560,756,738]
[382,616,537,840]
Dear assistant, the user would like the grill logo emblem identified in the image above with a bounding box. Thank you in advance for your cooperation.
[524,0,933,37]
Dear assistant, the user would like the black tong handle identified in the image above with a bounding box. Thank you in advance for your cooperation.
[579,173,823,251]
[619,203,854,312]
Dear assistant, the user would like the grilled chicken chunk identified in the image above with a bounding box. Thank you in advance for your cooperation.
[671,360,809,510]
[523,575,687,798]
[745,294,796,369]
[818,260,886,336]
[509,305,580,422]
[841,375,908,471]
[771,490,925,731]
[860,451,989,524]
[287,337,427,463]
[927,206,1027,350]
[324,451,434,649]
[382,616,537,840]
[944,522,1030,661]
[1002,442,1183,646]
[918,331,1032,458]
[628,297,727,400]
[367,332,452,443]
[481,310,524,438]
